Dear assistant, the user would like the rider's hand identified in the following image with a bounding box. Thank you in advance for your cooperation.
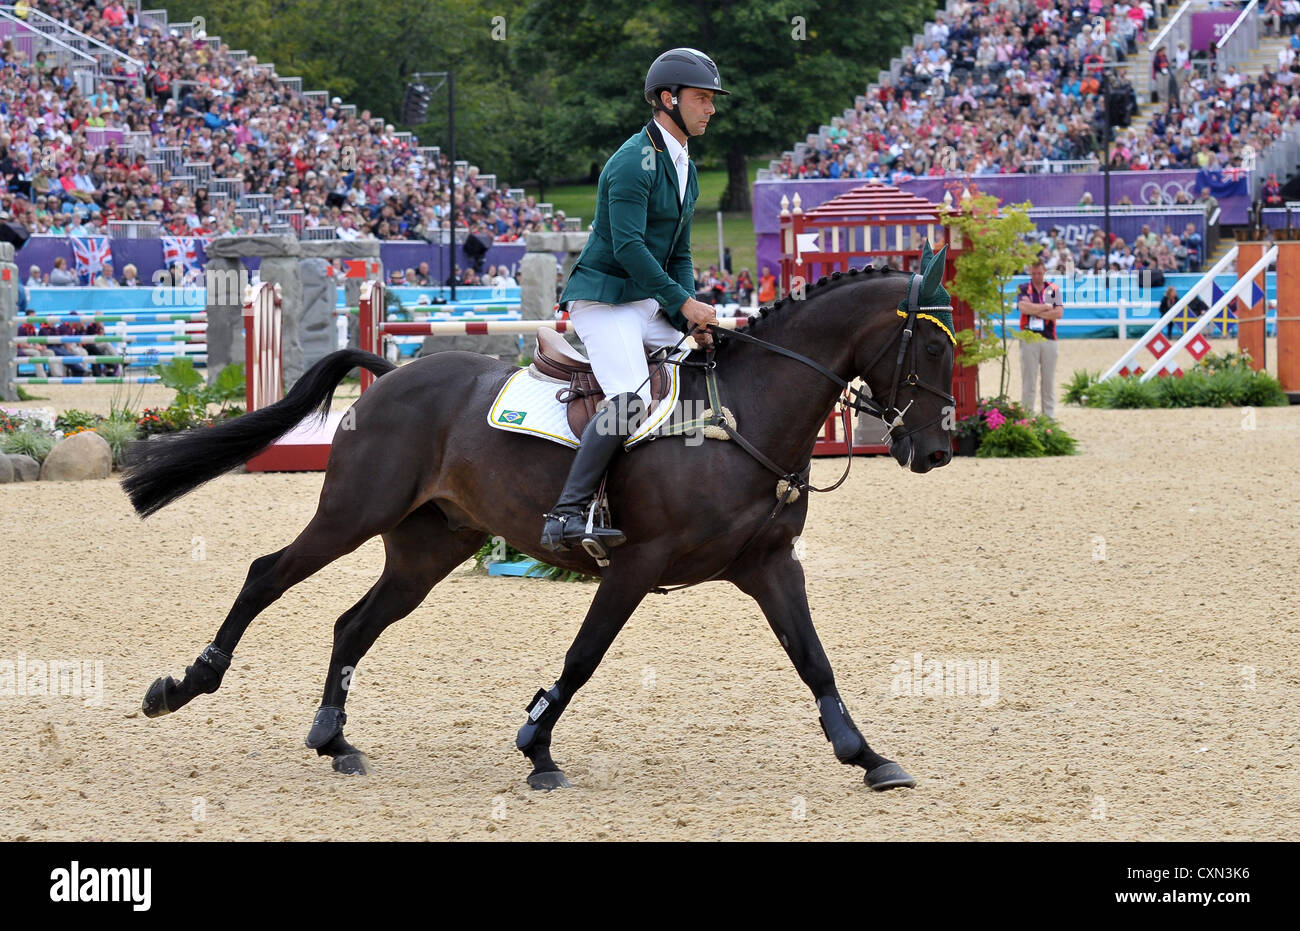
[681,299,717,350]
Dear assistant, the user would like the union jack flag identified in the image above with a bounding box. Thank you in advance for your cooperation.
[1222,164,1247,183]
[161,235,203,273]
[70,236,113,284]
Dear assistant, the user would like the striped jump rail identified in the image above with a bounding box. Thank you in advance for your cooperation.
[15,376,163,385]
[377,317,750,336]
[16,335,207,344]
[355,280,749,393]
[335,304,520,316]
[17,355,208,365]
[18,312,208,324]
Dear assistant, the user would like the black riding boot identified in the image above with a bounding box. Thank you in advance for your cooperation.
[540,391,644,554]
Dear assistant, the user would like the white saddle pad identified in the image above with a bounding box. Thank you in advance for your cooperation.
[486,351,687,448]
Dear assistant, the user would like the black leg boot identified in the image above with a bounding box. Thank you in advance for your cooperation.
[540,392,644,554]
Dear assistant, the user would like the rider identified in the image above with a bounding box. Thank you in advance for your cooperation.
[540,48,727,553]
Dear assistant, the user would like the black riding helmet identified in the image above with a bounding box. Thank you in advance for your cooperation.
[644,48,729,135]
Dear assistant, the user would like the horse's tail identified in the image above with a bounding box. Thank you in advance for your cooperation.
[121,349,395,518]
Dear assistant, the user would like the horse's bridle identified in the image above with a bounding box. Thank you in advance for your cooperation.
[717,272,955,458]
[649,273,955,594]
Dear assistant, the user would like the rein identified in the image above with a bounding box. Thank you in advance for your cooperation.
[649,275,955,594]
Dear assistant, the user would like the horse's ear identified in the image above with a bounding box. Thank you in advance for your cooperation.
[920,238,933,269]
[921,243,947,299]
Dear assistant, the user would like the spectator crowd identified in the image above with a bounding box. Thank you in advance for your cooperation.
[772,0,1299,191]
[0,0,568,244]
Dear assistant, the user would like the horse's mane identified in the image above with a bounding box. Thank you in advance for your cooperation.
[745,264,899,331]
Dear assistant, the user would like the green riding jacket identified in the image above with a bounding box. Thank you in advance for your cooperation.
[559,118,698,332]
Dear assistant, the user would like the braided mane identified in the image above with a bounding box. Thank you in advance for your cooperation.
[745,264,896,331]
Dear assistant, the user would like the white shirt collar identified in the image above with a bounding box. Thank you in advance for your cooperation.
[658,121,688,165]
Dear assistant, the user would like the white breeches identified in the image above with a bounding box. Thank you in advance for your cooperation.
[568,297,683,408]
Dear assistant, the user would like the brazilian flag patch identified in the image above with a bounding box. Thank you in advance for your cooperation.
[497,409,526,425]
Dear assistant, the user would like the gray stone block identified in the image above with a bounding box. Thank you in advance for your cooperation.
[560,252,581,285]
[520,252,558,320]
[299,257,337,372]
[206,235,301,259]
[203,256,246,384]
[561,232,590,253]
[526,232,564,252]
[0,454,12,483]
[298,241,382,260]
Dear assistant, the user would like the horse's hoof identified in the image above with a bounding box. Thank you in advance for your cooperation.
[332,753,370,776]
[864,762,916,791]
[527,770,571,791]
[141,676,172,718]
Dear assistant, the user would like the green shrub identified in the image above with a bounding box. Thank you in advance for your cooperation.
[1,427,57,463]
[957,396,1080,456]
[976,421,1045,457]
[54,409,103,433]
[1062,369,1098,405]
[1199,367,1250,407]
[1154,370,1206,407]
[91,418,144,469]
[1240,371,1288,407]
[1034,416,1078,455]
[1084,366,1288,409]
[1088,376,1162,408]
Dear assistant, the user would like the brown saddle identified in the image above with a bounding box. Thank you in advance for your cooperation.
[532,326,669,438]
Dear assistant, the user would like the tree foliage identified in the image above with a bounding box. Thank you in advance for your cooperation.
[941,188,1041,399]
[515,0,937,209]
[158,0,937,203]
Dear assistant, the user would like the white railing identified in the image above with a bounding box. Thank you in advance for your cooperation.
[1141,246,1277,380]
[1028,205,1207,218]
[1100,247,1239,380]
[138,9,167,32]
[0,8,99,76]
[107,220,164,239]
[1148,0,1193,52]
[1022,159,1102,174]
[1214,0,1258,79]
[5,5,145,75]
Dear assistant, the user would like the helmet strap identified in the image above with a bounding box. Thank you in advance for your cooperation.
[655,86,691,136]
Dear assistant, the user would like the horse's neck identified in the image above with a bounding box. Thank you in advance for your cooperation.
[720,306,865,469]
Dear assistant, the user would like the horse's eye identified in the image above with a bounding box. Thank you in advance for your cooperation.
[926,342,942,357]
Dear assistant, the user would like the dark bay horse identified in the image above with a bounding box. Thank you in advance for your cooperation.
[122,256,956,791]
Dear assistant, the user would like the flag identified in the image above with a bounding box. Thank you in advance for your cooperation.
[1195,168,1248,199]
[70,236,112,284]
[161,235,202,274]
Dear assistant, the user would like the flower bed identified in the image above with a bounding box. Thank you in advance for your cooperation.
[955,397,1078,458]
